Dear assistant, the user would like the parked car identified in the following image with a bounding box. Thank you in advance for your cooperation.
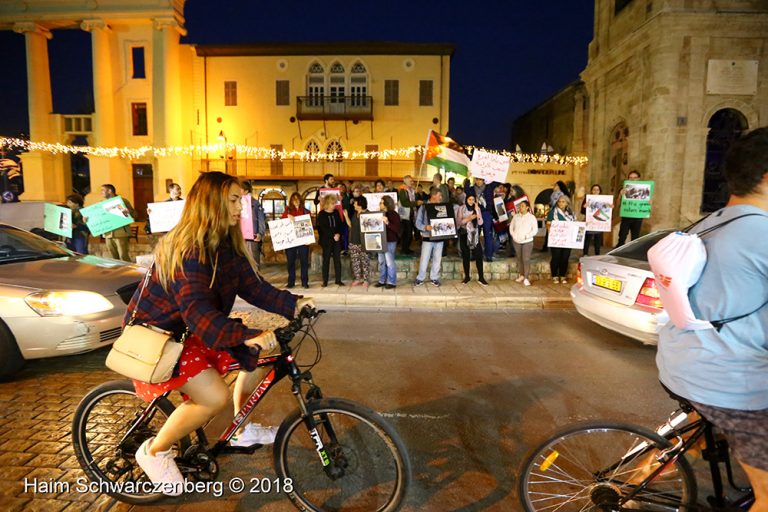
[0,223,144,379]
[570,230,673,345]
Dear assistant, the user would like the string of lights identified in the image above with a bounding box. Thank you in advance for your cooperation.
[0,137,589,166]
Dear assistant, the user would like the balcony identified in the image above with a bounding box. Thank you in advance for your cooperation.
[296,96,373,121]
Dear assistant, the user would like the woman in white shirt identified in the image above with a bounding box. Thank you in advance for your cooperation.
[509,200,538,286]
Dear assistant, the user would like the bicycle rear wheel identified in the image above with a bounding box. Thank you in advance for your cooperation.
[71,380,190,505]
[519,421,697,511]
[274,397,411,512]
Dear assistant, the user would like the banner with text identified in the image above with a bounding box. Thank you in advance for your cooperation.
[268,214,315,251]
[81,197,134,236]
[363,192,398,212]
[148,200,185,233]
[619,180,654,219]
[548,220,587,249]
[470,149,510,183]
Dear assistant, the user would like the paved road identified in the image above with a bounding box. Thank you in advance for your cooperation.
[0,310,674,511]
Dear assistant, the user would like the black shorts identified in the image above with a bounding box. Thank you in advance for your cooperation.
[692,401,768,472]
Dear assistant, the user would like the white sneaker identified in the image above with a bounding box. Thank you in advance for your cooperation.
[135,437,184,496]
[561,278,568,284]
[524,279,531,286]
[515,275,525,283]
[230,423,278,447]
[553,277,560,284]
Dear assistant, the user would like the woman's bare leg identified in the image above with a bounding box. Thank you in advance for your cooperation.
[740,461,768,512]
[149,369,230,455]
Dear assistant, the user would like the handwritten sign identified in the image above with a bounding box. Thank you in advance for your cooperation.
[363,192,397,212]
[43,203,72,238]
[620,180,654,219]
[81,197,134,236]
[268,214,315,251]
[148,200,185,233]
[585,195,613,232]
[548,220,587,249]
[470,149,510,183]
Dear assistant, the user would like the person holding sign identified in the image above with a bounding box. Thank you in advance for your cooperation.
[100,184,135,261]
[457,195,488,286]
[127,171,307,492]
[375,196,400,289]
[317,194,344,287]
[346,195,371,287]
[617,170,645,247]
[282,193,311,289]
[414,189,446,286]
[65,193,90,254]
[581,184,604,255]
[546,195,576,284]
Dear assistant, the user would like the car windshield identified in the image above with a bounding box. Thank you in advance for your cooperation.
[607,229,674,261]
[0,225,71,264]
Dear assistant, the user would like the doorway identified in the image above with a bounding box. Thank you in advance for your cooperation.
[701,109,748,213]
[131,164,153,221]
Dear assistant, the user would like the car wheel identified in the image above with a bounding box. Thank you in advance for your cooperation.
[0,319,25,381]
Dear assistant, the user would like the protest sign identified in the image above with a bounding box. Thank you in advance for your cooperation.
[81,197,134,236]
[359,212,387,252]
[43,203,72,238]
[619,180,654,219]
[318,187,343,215]
[426,203,457,241]
[493,196,508,222]
[240,194,253,239]
[148,200,185,233]
[470,149,510,183]
[585,194,614,232]
[548,220,587,249]
[363,192,397,212]
[512,195,530,214]
[268,214,315,251]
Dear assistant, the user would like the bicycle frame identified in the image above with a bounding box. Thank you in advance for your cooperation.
[116,309,343,478]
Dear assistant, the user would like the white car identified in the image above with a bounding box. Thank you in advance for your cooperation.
[0,224,145,379]
[570,230,672,345]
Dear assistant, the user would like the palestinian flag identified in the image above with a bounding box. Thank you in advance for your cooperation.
[422,130,470,177]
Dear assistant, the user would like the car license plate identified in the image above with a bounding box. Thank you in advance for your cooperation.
[593,275,622,292]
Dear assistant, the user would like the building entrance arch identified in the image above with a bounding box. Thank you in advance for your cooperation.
[701,109,748,213]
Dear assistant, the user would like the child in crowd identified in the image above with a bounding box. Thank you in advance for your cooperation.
[510,200,538,286]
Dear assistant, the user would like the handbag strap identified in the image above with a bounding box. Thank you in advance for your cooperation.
[127,252,220,334]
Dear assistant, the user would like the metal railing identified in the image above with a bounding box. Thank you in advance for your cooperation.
[296,95,373,120]
[200,158,422,179]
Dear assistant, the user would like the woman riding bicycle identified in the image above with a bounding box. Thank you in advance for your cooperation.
[126,171,310,494]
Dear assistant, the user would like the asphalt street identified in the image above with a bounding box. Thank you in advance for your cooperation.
[0,310,676,511]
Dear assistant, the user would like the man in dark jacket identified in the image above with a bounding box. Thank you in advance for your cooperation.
[465,177,499,262]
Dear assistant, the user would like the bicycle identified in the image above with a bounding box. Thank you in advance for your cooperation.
[71,306,412,511]
[518,390,755,511]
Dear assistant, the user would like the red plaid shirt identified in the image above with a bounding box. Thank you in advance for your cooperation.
[123,240,297,371]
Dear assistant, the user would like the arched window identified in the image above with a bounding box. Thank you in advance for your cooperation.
[609,123,630,194]
[326,140,343,162]
[258,188,288,221]
[350,61,368,108]
[329,61,345,112]
[305,140,320,156]
[306,62,325,107]
[702,109,748,213]
[304,140,323,177]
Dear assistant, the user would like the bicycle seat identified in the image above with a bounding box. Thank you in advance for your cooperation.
[659,382,697,414]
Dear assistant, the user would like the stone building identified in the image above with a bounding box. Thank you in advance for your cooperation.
[515,0,768,232]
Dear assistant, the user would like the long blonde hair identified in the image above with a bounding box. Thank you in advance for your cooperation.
[154,171,257,289]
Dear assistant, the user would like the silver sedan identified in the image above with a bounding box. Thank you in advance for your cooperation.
[0,224,145,379]
[570,230,672,345]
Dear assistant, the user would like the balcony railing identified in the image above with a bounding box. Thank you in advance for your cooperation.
[200,158,421,179]
[296,96,373,121]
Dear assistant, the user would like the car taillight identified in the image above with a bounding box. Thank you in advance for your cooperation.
[576,263,583,286]
[635,277,663,309]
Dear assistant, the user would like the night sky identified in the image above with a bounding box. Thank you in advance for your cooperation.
[0,0,594,151]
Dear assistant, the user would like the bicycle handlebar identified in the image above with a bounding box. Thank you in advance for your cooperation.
[275,305,325,343]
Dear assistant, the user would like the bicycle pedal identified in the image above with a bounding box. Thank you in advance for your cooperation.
[219,443,264,455]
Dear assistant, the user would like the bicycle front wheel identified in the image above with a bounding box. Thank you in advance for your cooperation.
[274,398,411,512]
[519,421,697,512]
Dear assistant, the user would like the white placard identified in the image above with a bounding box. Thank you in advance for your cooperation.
[493,196,508,222]
[363,192,398,212]
[268,214,315,251]
[470,149,510,183]
[147,200,185,233]
[548,220,587,249]
[585,194,614,232]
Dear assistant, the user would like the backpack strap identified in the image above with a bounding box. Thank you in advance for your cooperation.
[711,298,768,332]
[696,212,768,237]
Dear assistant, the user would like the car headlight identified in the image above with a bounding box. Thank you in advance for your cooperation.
[25,291,114,317]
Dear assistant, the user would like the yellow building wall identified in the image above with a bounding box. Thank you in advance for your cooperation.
[193,52,450,181]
